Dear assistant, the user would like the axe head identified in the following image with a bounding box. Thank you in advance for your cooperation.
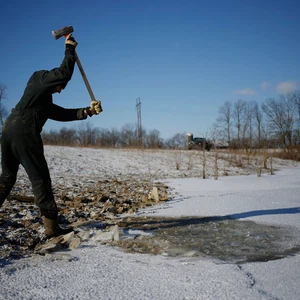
[52,26,74,40]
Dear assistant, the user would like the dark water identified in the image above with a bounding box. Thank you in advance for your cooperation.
[116,216,300,264]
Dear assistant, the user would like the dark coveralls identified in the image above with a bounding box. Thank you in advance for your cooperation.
[0,46,87,214]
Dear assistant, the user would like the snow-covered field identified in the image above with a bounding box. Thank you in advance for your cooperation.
[1,146,300,300]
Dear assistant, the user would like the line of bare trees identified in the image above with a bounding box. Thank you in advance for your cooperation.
[44,87,300,150]
[1,81,300,150]
[41,122,188,149]
[213,91,300,149]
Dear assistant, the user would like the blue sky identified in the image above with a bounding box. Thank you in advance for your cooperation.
[1,0,300,139]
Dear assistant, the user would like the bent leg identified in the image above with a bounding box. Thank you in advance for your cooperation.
[10,133,73,237]
[13,134,57,211]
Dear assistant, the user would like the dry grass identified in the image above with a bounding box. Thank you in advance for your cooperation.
[216,147,300,162]
[271,148,300,161]
[187,153,193,170]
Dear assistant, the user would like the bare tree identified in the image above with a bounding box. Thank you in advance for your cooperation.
[281,93,296,146]
[144,129,163,148]
[241,101,257,148]
[58,127,77,145]
[262,95,296,148]
[252,101,265,147]
[94,127,121,148]
[76,122,95,146]
[290,90,300,144]
[0,83,8,128]
[42,127,77,146]
[42,130,59,145]
[165,132,186,149]
[232,99,246,146]
[120,123,137,148]
[109,128,121,148]
[214,101,232,146]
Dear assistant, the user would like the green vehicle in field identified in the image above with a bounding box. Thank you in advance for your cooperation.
[187,137,212,151]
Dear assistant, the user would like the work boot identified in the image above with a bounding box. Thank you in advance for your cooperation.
[40,208,73,238]
[41,216,74,238]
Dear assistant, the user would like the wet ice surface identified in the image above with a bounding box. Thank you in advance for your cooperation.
[115,216,300,264]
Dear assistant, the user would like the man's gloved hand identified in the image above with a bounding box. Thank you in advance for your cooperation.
[86,100,103,116]
[65,33,78,48]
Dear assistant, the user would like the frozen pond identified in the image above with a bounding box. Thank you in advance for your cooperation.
[115,216,300,264]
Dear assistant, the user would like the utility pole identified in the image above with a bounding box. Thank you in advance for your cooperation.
[136,97,142,148]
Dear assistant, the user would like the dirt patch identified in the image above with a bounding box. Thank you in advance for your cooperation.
[0,177,170,261]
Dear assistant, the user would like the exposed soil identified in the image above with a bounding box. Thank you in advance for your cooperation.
[0,176,170,261]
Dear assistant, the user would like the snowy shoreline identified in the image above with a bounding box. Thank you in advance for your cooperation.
[1,146,300,300]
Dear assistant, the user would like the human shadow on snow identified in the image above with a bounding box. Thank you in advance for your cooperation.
[118,206,300,230]
[224,206,300,220]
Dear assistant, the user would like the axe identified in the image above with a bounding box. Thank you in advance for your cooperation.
[52,26,102,113]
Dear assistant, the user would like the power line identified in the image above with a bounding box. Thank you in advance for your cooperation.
[136,97,142,148]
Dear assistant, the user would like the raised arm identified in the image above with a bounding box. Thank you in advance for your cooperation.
[41,34,78,88]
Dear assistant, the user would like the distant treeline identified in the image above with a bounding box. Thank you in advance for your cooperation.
[42,90,300,150]
[213,90,300,149]
[1,81,300,150]
[41,123,187,149]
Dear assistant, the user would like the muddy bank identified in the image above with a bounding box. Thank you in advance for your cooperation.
[0,176,170,261]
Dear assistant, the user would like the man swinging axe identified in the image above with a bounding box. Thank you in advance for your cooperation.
[0,27,102,237]
[52,26,103,112]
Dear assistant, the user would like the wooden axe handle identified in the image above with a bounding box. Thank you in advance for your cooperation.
[74,51,97,102]
[52,27,102,109]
